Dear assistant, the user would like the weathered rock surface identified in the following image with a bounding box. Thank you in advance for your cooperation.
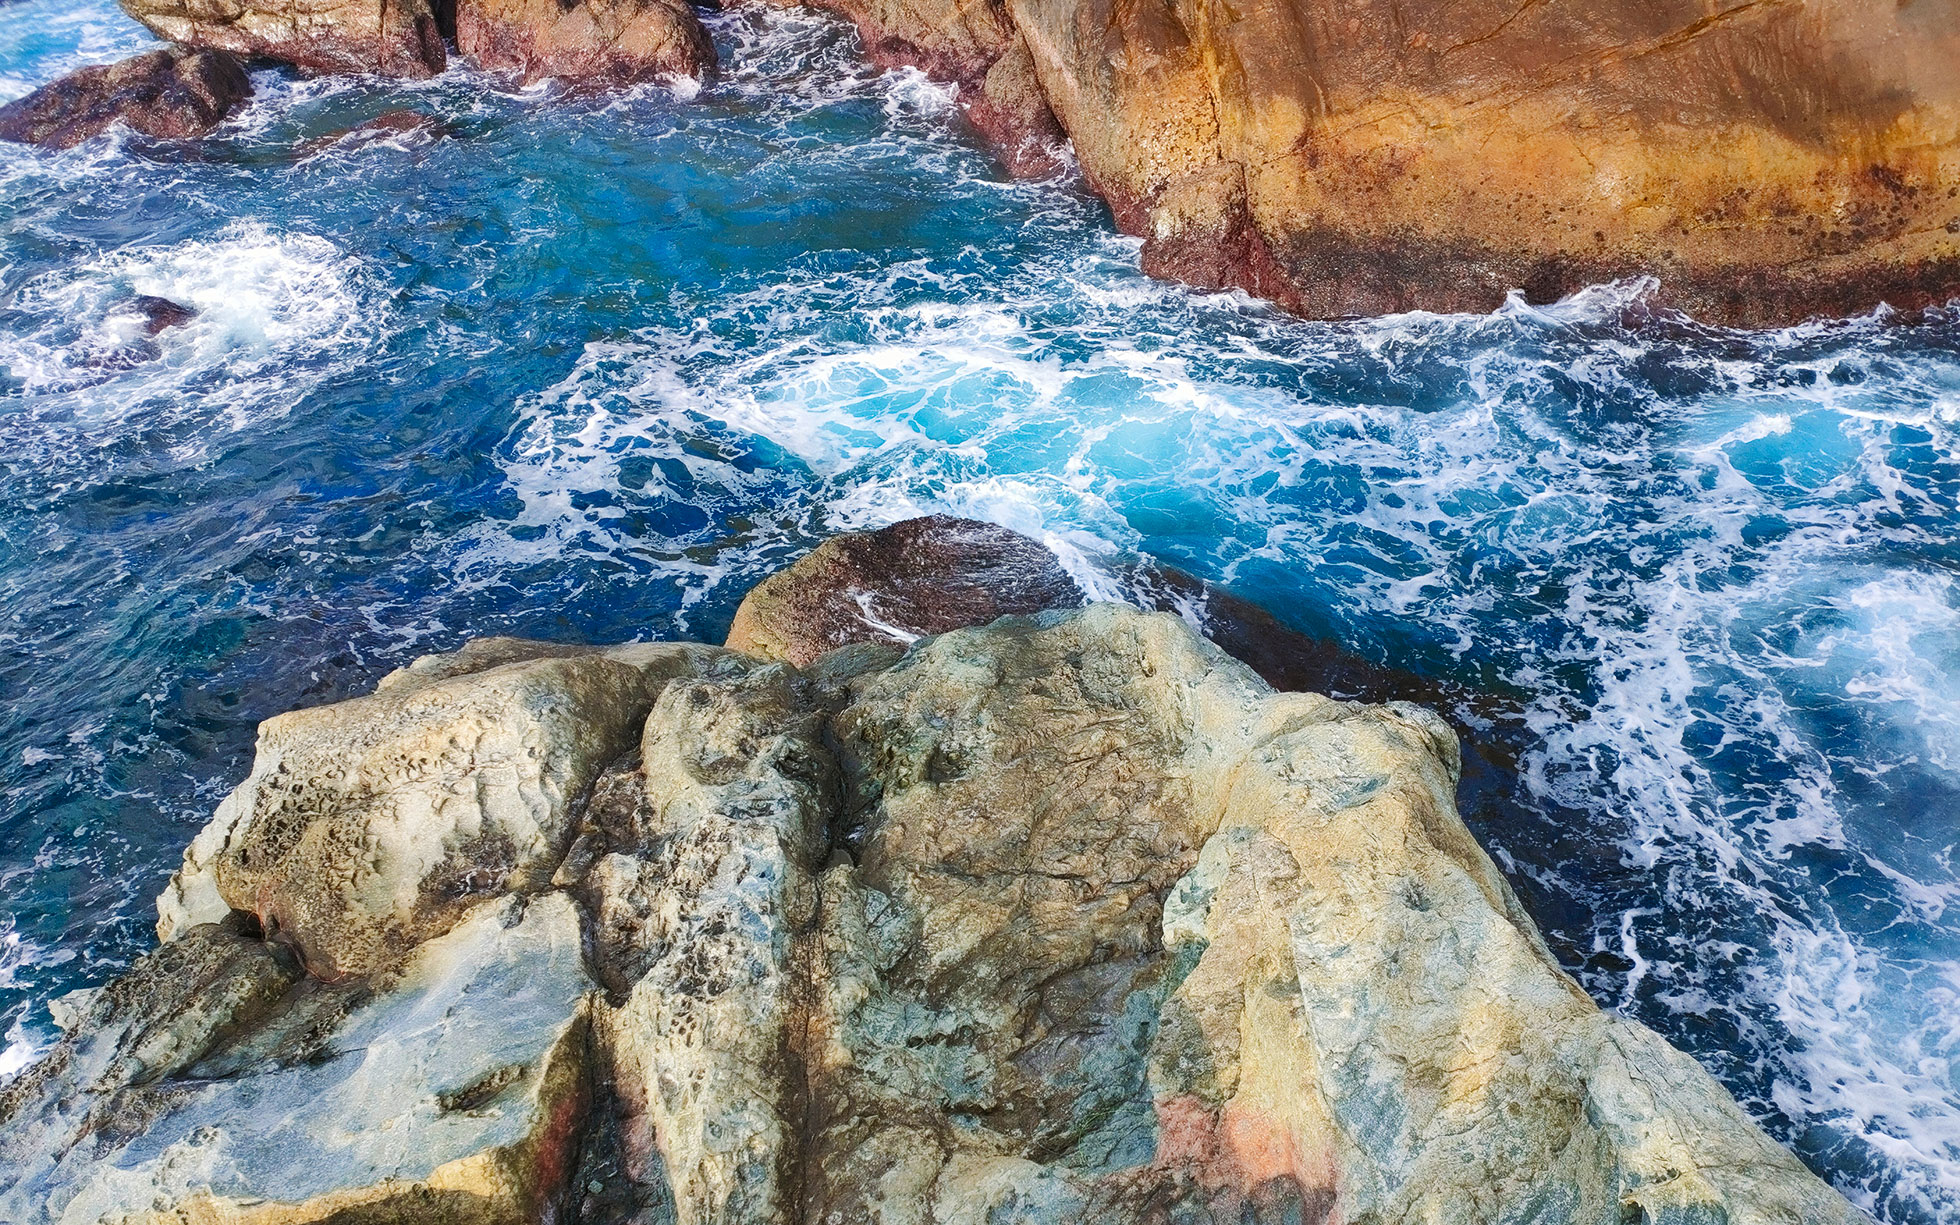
[725,515,1086,666]
[3,542,1867,1223]
[455,0,716,85]
[0,48,250,149]
[725,517,1424,704]
[0,895,592,1224]
[118,0,447,78]
[156,637,723,978]
[792,0,1960,325]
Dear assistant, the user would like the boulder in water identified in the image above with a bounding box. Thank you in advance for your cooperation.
[129,294,196,335]
[724,514,1087,666]
[0,48,250,149]
[118,0,447,77]
[297,108,456,157]
[455,0,717,85]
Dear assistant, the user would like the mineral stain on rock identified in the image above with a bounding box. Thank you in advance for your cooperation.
[0,520,1872,1224]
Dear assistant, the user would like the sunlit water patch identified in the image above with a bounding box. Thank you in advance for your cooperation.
[2,2,1959,1219]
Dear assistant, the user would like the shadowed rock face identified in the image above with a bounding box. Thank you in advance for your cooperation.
[784,0,1960,325]
[0,48,250,148]
[118,0,447,77]
[0,551,1868,1222]
[455,0,716,84]
[724,515,1088,666]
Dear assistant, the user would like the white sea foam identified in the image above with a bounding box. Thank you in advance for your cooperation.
[0,221,373,482]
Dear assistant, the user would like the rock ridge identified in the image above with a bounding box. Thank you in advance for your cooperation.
[0,522,1869,1224]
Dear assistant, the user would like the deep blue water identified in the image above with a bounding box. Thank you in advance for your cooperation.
[4,4,1960,1219]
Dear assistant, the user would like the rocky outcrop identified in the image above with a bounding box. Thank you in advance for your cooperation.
[0,527,1866,1223]
[155,637,723,978]
[796,0,1960,325]
[455,0,717,84]
[725,515,1086,666]
[0,48,250,148]
[117,0,446,78]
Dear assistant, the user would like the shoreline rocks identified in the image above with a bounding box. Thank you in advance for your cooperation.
[784,0,1960,326]
[0,519,1868,1223]
[456,0,718,85]
[0,48,251,148]
[118,0,448,78]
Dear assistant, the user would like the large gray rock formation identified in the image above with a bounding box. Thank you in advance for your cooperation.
[0,527,1867,1223]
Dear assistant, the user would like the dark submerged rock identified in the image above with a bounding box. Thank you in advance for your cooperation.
[0,48,250,149]
[130,294,196,335]
[297,107,455,157]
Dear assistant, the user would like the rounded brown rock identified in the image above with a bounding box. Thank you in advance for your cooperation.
[0,48,251,149]
[723,515,1087,666]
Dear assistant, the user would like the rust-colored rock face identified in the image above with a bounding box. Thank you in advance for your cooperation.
[118,0,446,78]
[724,515,1087,666]
[455,0,717,84]
[0,48,250,148]
[795,0,1960,325]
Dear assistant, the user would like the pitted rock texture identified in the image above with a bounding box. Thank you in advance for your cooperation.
[779,0,1960,325]
[5,602,1864,1223]
[156,637,724,978]
[117,0,447,77]
[724,515,1086,666]
[0,48,250,148]
[455,0,716,84]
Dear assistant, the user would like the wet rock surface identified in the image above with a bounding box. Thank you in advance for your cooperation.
[455,0,717,85]
[297,108,457,157]
[128,294,197,334]
[783,0,1960,325]
[0,525,1868,1223]
[725,515,1087,666]
[118,0,447,77]
[0,48,250,149]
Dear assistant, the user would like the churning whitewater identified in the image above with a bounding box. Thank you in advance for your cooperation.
[2,2,1959,1220]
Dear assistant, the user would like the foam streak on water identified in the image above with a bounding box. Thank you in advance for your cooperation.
[1,4,1958,1219]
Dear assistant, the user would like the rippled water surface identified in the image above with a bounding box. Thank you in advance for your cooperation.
[4,3,1960,1218]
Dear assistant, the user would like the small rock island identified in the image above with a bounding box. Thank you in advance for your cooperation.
[0,520,1867,1224]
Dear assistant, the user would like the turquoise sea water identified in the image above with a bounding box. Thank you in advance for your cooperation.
[3,4,1960,1218]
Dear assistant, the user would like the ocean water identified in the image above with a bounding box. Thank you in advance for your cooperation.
[3,2,1959,1218]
